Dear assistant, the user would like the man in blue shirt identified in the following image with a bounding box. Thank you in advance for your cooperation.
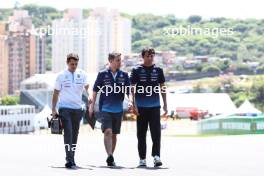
[89,52,130,167]
[130,47,167,167]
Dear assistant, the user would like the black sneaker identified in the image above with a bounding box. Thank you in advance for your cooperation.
[153,156,162,167]
[106,155,116,167]
[138,159,147,167]
[65,162,73,168]
[65,162,77,169]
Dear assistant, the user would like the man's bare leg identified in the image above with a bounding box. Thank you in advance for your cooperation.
[104,128,116,166]
[112,134,117,153]
[104,128,113,156]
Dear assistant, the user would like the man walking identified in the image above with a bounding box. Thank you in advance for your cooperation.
[130,47,167,167]
[52,53,89,169]
[89,52,130,167]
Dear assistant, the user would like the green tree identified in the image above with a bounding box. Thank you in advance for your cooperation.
[215,60,231,72]
[188,15,202,23]
[251,80,264,103]
[237,45,250,62]
[235,63,251,72]
[1,96,19,105]
[202,65,221,73]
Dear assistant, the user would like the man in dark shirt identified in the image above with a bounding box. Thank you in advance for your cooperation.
[89,52,130,167]
[130,47,167,167]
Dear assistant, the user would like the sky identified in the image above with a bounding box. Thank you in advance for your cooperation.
[1,0,264,19]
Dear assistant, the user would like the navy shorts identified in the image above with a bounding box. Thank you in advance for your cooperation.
[100,111,123,134]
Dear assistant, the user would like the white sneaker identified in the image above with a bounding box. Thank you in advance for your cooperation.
[153,156,162,167]
[139,159,147,167]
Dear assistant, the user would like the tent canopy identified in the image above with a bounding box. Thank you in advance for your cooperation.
[235,99,262,114]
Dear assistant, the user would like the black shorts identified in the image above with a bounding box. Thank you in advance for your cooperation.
[100,111,123,134]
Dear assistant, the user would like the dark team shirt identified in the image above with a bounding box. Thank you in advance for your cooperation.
[93,68,130,113]
[130,64,165,108]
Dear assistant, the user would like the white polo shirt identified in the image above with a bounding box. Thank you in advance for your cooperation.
[54,69,88,109]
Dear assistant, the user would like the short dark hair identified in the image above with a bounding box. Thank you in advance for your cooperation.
[108,52,121,62]
[141,47,155,57]
[67,53,79,63]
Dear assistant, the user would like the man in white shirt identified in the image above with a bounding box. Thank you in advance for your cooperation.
[52,53,89,169]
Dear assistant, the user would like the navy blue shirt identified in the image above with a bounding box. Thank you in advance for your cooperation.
[93,68,130,113]
[130,64,165,108]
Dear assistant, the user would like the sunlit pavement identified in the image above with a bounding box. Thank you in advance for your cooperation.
[1,128,263,176]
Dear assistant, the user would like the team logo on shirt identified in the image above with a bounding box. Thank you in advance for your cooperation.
[105,74,109,78]
[77,74,80,78]
[120,73,123,77]
[141,69,145,73]
[153,69,157,73]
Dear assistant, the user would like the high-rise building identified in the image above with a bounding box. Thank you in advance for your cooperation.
[87,8,131,73]
[52,8,131,74]
[52,9,87,73]
[35,36,45,74]
[0,22,9,97]
[4,10,45,95]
